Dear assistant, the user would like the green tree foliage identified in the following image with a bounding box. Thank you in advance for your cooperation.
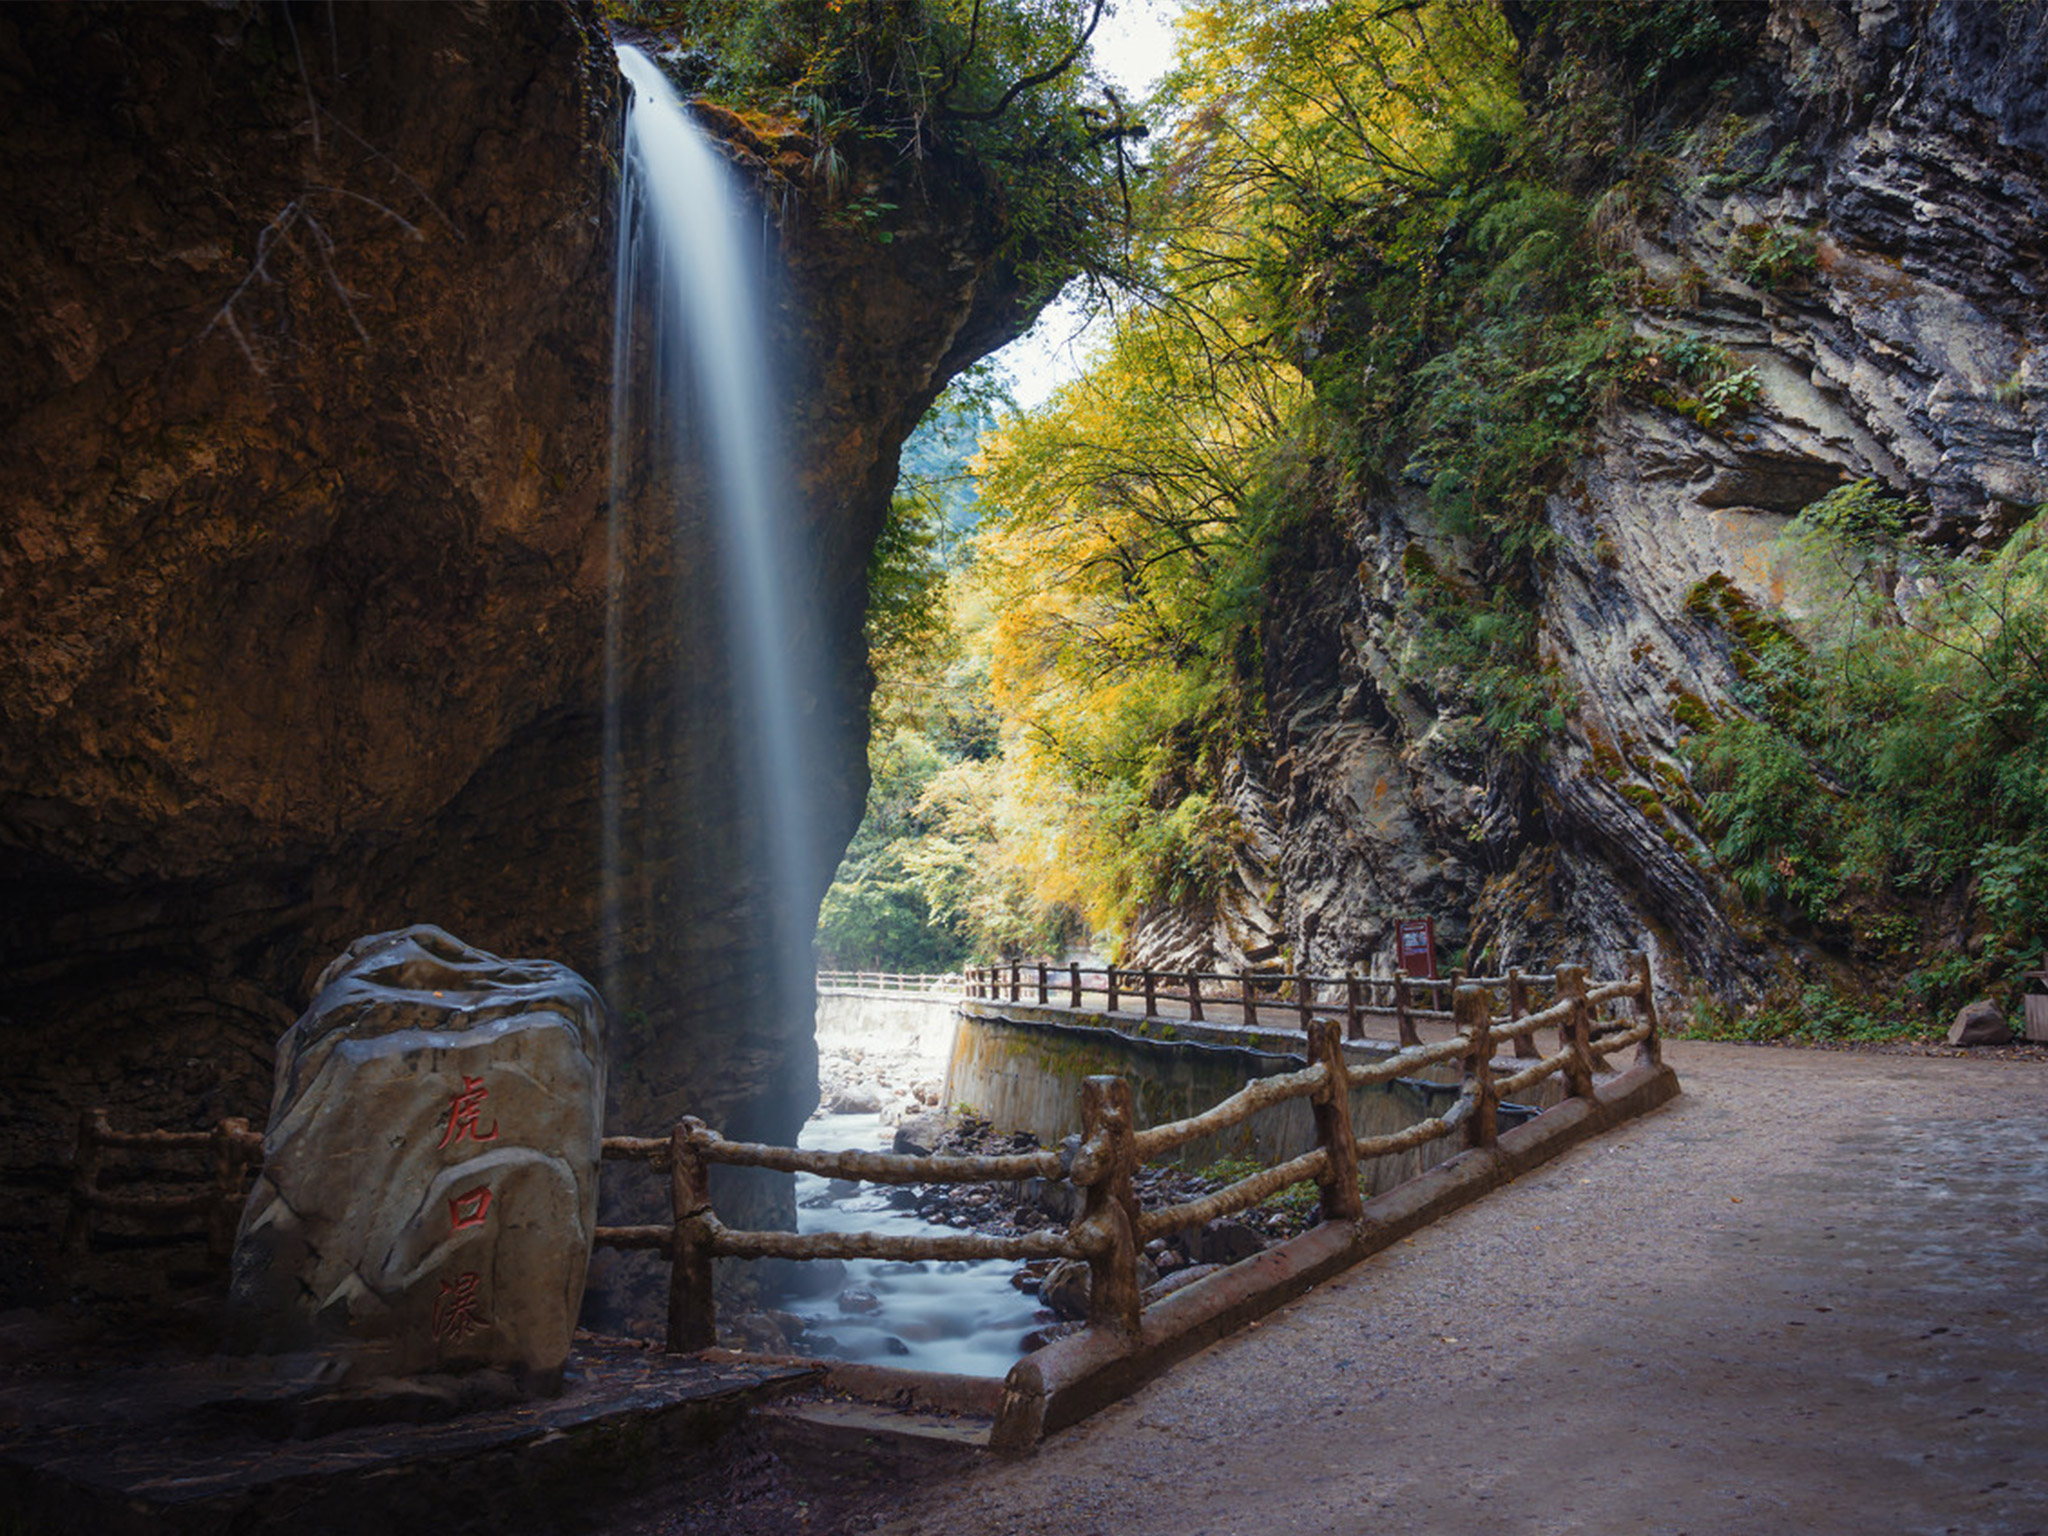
[934,0,1635,938]
[606,0,1136,291]
[815,727,971,970]
[1686,496,2048,1010]
[820,377,1078,967]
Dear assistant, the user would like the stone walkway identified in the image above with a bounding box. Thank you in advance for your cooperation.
[866,1040,2048,1536]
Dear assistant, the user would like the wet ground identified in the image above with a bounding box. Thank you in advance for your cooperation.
[606,1038,2048,1536]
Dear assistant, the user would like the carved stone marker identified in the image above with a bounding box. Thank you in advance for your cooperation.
[230,925,606,1391]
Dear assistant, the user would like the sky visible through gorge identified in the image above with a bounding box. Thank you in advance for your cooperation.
[993,0,1184,408]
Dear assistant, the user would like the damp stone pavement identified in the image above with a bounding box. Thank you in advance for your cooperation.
[866,1038,2048,1536]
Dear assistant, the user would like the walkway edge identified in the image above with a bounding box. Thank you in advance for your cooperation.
[989,1061,1682,1452]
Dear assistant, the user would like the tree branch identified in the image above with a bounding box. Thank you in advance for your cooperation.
[940,0,1106,122]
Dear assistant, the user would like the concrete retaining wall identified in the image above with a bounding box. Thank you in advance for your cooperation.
[945,1003,1531,1190]
[813,991,959,1066]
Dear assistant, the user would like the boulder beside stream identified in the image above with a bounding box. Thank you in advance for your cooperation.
[228,926,605,1393]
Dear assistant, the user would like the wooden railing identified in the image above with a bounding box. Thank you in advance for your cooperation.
[62,1107,264,1263]
[815,969,963,997]
[964,958,1582,1051]
[61,953,1659,1354]
[599,953,1662,1349]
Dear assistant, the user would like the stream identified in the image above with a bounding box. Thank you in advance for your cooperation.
[781,1112,1043,1377]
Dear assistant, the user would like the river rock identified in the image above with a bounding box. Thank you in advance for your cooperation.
[1947,1000,2014,1047]
[1143,1263,1224,1304]
[228,926,606,1392]
[1040,1259,1092,1321]
[1038,1253,1162,1320]
[825,1080,885,1114]
[1185,1218,1267,1267]
[891,1110,955,1156]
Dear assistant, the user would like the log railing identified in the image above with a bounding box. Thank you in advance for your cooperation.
[815,969,963,997]
[62,1107,264,1263]
[62,954,1660,1354]
[598,952,1662,1349]
[961,959,1585,1049]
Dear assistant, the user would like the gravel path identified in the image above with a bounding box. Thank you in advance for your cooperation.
[865,1040,2048,1536]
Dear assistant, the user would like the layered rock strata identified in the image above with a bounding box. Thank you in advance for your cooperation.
[1127,0,2048,1004]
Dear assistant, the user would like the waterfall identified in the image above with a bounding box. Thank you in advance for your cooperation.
[605,45,819,1008]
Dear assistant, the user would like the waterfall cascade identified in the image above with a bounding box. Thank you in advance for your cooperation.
[603,50,1042,1371]
[605,45,819,999]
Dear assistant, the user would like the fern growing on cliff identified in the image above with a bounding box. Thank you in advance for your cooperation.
[1688,501,2048,987]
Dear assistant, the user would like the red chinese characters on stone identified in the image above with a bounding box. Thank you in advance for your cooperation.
[432,1271,490,1341]
[436,1075,499,1149]
[448,1186,494,1231]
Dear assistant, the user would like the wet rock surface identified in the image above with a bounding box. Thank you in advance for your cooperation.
[0,1329,817,1536]
[814,1044,943,1130]
[0,4,1058,1315]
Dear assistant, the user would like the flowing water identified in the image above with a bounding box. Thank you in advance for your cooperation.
[604,44,819,994]
[602,53,1029,1366]
[786,1113,1044,1377]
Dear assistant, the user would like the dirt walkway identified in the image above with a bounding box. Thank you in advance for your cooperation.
[864,1040,2048,1536]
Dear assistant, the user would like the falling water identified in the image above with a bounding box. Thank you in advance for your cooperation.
[603,51,1042,1370]
[605,45,817,997]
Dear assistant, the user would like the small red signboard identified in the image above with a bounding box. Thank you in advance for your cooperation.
[1396,918,1438,979]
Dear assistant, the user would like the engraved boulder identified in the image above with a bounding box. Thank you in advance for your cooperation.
[229,925,606,1391]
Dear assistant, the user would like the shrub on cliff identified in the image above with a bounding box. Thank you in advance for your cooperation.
[606,0,1137,294]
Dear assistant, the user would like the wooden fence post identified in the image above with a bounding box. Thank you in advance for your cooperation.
[1307,1020,1363,1222]
[1076,1076,1142,1336]
[1037,962,1048,1006]
[1070,962,1082,1009]
[1240,971,1258,1028]
[1508,967,1537,1060]
[1009,961,1021,1003]
[1345,969,1362,1040]
[1107,966,1120,1013]
[1296,974,1313,1031]
[1143,968,1158,1018]
[668,1119,718,1353]
[1629,950,1663,1069]
[1556,964,1597,1100]
[63,1108,107,1261]
[1187,972,1204,1022]
[1456,984,1498,1150]
[1394,973,1418,1048]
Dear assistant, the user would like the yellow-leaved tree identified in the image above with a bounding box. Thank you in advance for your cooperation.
[953,0,1516,945]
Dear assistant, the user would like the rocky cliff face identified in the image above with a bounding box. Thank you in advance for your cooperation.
[1128,0,2048,1006]
[0,3,1045,1309]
